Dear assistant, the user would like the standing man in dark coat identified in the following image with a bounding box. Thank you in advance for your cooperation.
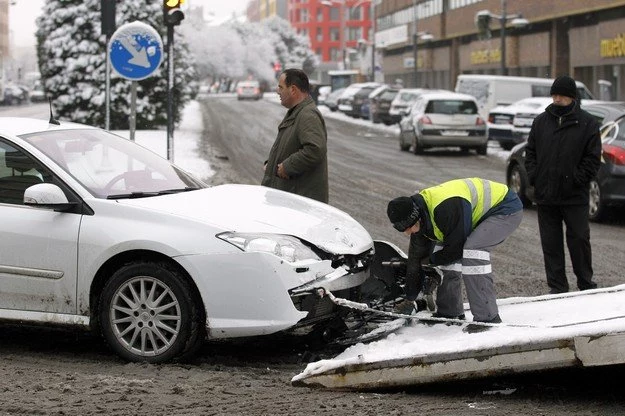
[262,68,329,203]
[525,75,601,294]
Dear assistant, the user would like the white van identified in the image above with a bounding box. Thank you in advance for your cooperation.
[455,74,595,119]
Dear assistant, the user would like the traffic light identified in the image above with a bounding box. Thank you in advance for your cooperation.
[163,0,185,26]
[475,10,492,40]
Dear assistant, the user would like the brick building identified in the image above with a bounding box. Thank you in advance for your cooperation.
[375,0,625,100]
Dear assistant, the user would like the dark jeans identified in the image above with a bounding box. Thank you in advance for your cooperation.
[536,204,596,293]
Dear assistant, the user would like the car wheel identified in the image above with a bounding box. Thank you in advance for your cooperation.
[476,144,488,155]
[501,143,514,151]
[99,261,204,363]
[508,163,532,207]
[588,179,604,222]
[412,135,424,155]
[399,134,410,151]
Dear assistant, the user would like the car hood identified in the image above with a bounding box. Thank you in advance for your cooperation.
[117,184,373,255]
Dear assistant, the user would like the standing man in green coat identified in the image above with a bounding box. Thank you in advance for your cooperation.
[262,68,329,203]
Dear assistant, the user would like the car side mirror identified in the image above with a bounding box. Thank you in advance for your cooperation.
[24,183,77,212]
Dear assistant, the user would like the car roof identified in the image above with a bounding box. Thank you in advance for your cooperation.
[0,117,95,137]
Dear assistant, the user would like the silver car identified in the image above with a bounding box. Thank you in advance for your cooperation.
[236,80,263,100]
[399,92,488,155]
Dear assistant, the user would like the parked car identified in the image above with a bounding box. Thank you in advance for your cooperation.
[338,82,381,117]
[0,117,380,363]
[398,91,488,155]
[349,83,382,118]
[2,84,29,105]
[317,85,332,106]
[323,87,345,112]
[511,100,623,143]
[360,84,389,120]
[389,88,447,124]
[29,83,46,103]
[236,80,263,100]
[370,88,399,124]
[505,102,625,221]
[455,74,595,120]
[488,97,552,150]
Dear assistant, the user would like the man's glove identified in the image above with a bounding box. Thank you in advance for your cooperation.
[421,265,443,311]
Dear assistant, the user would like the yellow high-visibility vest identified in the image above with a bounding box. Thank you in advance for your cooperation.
[420,178,509,241]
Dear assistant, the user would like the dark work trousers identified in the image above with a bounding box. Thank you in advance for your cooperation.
[536,204,596,293]
[435,210,523,322]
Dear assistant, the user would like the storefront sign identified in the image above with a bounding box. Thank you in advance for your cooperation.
[600,33,625,58]
[470,49,501,65]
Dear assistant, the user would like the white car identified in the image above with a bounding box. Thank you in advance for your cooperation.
[488,97,552,150]
[0,117,376,363]
[399,92,488,155]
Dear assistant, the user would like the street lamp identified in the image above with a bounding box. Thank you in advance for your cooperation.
[322,0,372,70]
[411,0,433,87]
[475,0,528,75]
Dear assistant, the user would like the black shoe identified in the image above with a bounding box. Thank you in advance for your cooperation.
[394,299,416,315]
[432,312,465,320]
[463,314,502,334]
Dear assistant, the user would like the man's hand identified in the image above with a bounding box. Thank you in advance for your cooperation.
[276,163,290,179]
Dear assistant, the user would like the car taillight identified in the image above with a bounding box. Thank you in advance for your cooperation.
[237,88,242,94]
[488,115,495,123]
[419,116,432,125]
[255,88,260,94]
[476,117,485,126]
[603,144,625,165]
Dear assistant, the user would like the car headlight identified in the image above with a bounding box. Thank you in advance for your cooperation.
[217,232,321,263]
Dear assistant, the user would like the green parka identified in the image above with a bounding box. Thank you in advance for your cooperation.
[261,96,329,203]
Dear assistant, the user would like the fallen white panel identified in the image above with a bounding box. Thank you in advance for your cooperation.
[293,285,625,390]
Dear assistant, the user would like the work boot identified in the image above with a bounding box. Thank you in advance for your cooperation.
[394,299,417,315]
[462,314,502,334]
[432,312,466,320]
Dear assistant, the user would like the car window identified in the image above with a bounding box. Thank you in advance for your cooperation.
[0,140,51,205]
[22,129,204,199]
[425,100,478,115]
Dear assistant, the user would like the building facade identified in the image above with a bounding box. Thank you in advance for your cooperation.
[374,0,625,100]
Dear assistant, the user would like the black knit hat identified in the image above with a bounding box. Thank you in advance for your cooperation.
[387,197,421,232]
[550,76,577,99]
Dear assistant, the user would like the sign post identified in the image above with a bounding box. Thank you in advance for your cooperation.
[108,22,163,143]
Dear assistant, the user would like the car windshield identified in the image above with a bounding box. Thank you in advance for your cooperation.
[426,100,478,115]
[21,129,205,199]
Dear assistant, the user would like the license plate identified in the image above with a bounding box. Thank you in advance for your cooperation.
[441,130,469,136]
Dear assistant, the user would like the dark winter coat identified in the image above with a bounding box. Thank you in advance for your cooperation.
[261,96,329,203]
[524,101,601,205]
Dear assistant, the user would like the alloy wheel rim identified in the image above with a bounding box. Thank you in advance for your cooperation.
[110,276,181,357]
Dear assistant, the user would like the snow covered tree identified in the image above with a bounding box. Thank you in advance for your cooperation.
[182,12,317,87]
[36,0,197,130]
[260,16,318,76]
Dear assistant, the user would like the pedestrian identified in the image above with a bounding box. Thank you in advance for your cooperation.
[261,68,329,203]
[386,178,523,324]
[524,75,601,294]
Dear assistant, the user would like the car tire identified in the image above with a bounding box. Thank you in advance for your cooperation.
[412,134,424,155]
[476,144,488,155]
[588,178,605,222]
[501,143,514,151]
[399,134,410,151]
[99,261,204,363]
[508,163,532,208]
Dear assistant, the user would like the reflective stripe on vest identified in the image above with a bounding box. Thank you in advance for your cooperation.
[420,178,508,241]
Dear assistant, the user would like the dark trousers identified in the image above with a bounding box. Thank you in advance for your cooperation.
[536,204,596,293]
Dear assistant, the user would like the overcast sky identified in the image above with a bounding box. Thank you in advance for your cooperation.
[9,0,250,47]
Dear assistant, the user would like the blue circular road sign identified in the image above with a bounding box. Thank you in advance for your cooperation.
[109,21,163,81]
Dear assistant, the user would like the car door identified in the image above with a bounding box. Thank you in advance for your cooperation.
[0,140,80,315]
